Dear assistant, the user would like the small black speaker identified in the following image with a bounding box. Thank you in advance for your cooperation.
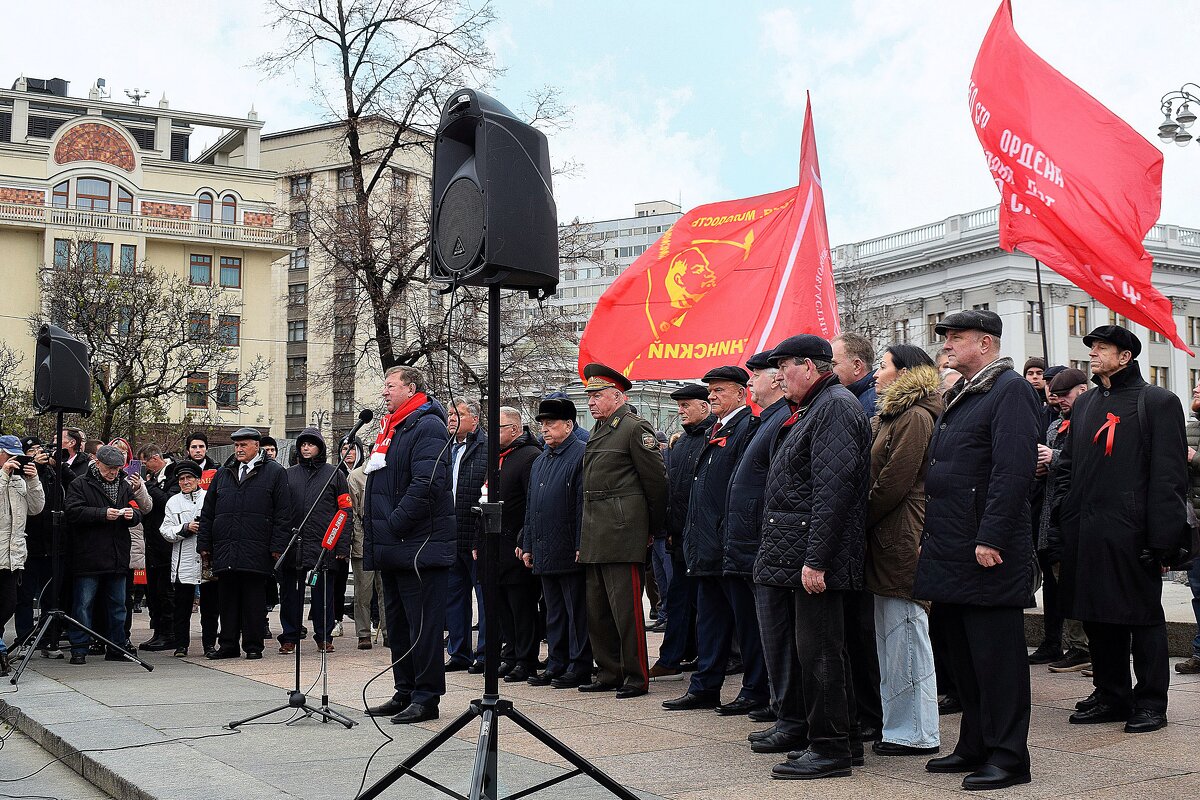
[431,89,559,293]
[34,324,92,415]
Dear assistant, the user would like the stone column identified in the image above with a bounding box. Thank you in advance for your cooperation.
[1048,285,1070,367]
[994,280,1027,367]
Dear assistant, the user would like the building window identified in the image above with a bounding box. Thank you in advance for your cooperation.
[290,211,309,233]
[333,352,355,379]
[189,254,212,285]
[1108,311,1129,327]
[217,315,240,347]
[188,312,210,339]
[389,315,405,343]
[971,302,990,311]
[392,169,409,194]
[926,312,944,343]
[116,185,133,215]
[219,256,241,288]
[116,306,133,336]
[288,283,308,306]
[287,319,307,342]
[1026,301,1042,333]
[289,174,311,198]
[286,393,306,416]
[53,239,70,269]
[335,279,355,301]
[337,168,354,190]
[1070,359,1089,373]
[1150,366,1170,388]
[187,373,209,408]
[80,242,112,272]
[290,248,308,270]
[333,318,354,339]
[52,181,68,208]
[1068,305,1089,337]
[287,356,307,381]
[333,390,353,413]
[76,178,111,211]
[893,319,909,344]
[1149,330,1166,344]
[198,192,213,222]
[221,195,237,224]
[216,373,238,409]
[119,244,136,274]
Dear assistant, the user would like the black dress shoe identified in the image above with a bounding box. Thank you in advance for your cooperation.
[748,706,777,722]
[716,697,766,716]
[366,697,411,717]
[679,658,699,671]
[751,730,809,754]
[104,649,131,662]
[1069,703,1130,724]
[391,703,439,724]
[1075,690,1101,711]
[748,725,778,743]
[938,696,963,715]
[926,753,985,773]
[445,659,471,672]
[962,764,1031,790]
[662,692,720,711]
[771,750,852,780]
[873,740,941,756]
[245,651,262,660]
[497,661,514,677]
[1027,644,1063,665]
[578,681,620,693]
[551,671,585,689]
[467,662,485,674]
[616,685,648,699]
[139,636,176,652]
[527,670,559,686]
[206,648,240,660]
[69,653,86,665]
[1124,709,1167,733]
[503,665,531,683]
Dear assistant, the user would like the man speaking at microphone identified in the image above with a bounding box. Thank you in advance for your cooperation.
[363,367,456,724]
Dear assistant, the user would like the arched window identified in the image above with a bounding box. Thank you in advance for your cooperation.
[221,194,237,224]
[198,192,213,222]
[52,181,68,208]
[116,185,133,214]
[76,177,111,211]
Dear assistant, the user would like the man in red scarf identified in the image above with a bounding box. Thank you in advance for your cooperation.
[362,366,456,724]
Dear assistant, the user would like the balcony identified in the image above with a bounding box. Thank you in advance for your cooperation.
[0,200,295,251]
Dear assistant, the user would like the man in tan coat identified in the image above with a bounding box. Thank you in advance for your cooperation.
[578,363,669,698]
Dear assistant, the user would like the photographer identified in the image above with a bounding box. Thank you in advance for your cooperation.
[15,437,69,658]
[0,436,45,675]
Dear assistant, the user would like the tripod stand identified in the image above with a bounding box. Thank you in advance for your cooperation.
[228,448,355,730]
[10,411,154,685]
[358,286,640,799]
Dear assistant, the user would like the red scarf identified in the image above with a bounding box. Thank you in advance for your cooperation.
[364,392,429,473]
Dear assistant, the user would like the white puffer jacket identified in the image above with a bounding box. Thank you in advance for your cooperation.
[161,488,205,584]
[1,469,45,571]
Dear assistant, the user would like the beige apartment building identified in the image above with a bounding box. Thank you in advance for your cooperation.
[0,76,292,437]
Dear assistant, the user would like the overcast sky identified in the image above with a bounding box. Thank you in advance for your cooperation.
[5,1,1199,245]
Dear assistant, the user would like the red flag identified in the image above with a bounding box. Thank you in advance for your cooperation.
[578,94,839,379]
[970,0,1189,354]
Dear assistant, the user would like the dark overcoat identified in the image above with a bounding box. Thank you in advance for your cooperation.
[1052,363,1187,625]
[196,455,293,575]
[452,427,488,555]
[722,398,790,578]
[65,468,142,575]
[665,415,714,559]
[521,434,585,576]
[482,429,541,585]
[286,428,351,570]
[681,405,757,577]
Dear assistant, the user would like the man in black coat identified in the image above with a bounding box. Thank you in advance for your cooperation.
[197,427,292,660]
[520,398,591,688]
[648,383,713,681]
[754,335,871,781]
[1052,326,1187,734]
[664,366,767,716]
[280,427,351,652]
[64,445,142,664]
[446,398,488,672]
[913,310,1039,790]
[136,445,177,651]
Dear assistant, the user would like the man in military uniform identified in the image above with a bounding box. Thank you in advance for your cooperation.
[579,362,669,698]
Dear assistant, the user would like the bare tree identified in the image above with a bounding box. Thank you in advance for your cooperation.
[835,262,895,354]
[31,240,270,442]
[0,343,32,433]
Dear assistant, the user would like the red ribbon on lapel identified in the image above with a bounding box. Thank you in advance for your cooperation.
[1057,418,1070,434]
[710,436,728,448]
[1092,413,1120,456]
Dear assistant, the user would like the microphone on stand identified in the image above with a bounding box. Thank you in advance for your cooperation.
[308,493,353,586]
[340,408,374,446]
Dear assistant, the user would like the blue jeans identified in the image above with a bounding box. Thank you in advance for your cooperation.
[446,552,485,665]
[68,574,127,654]
[874,595,940,749]
[650,539,672,621]
[1189,560,1200,657]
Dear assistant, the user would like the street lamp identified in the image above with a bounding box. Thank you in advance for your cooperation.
[1157,84,1200,147]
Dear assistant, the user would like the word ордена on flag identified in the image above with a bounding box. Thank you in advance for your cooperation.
[577,94,840,380]
[969,0,1191,354]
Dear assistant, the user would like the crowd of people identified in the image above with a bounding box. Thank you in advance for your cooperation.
[1,313,1198,789]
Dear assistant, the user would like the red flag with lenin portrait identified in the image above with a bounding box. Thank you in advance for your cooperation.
[577,96,839,379]
[969,0,1189,353]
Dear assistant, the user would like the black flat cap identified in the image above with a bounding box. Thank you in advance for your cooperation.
[670,383,710,401]
[745,350,774,371]
[173,461,202,479]
[1082,325,1141,358]
[1049,368,1089,395]
[934,309,1003,338]
[20,436,42,452]
[535,397,577,422]
[582,362,633,393]
[767,334,833,365]
[702,365,749,386]
[229,427,262,441]
[1043,365,1067,383]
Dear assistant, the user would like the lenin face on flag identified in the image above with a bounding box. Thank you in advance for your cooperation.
[647,230,755,339]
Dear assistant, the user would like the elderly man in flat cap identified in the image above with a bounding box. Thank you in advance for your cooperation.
[198,427,293,660]
[665,365,768,717]
[578,363,669,698]
[913,309,1040,790]
[1051,325,1186,736]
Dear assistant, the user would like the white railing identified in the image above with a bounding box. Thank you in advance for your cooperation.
[0,201,295,247]
[857,221,946,257]
[963,206,999,231]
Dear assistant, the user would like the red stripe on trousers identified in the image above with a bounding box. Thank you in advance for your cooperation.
[630,564,649,685]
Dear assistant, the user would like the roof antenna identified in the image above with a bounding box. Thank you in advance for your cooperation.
[124,88,149,106]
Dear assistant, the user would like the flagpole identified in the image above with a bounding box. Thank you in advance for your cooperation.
[1034,257,1050,364]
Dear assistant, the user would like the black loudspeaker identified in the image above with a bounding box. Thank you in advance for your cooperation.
[431,88,559,293]
[34,324,92,415]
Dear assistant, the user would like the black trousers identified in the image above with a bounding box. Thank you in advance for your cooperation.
[497,578,541,670]
[216,571,266,655]
[200,581,219,651]
[381,567,448,707]
[1083,620,1168,713]
[690,576,768,703]
[1037,551,1062,650]
[542,572,592,675]
[755,583,808,739]
[793,588,856,759]
[171,581,196,649]
[146,563,173,638]
[933,603,1030,772]
[844,589,883,732]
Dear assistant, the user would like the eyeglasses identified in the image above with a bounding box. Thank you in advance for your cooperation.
[500,423,518,430]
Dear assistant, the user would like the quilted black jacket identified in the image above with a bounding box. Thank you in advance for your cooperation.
[754,375,871,590]
[682,406,758,577]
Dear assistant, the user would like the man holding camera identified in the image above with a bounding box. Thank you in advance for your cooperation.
[0,436,45,674]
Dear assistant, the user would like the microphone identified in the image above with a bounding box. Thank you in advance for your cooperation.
[308,493,353,586]
[340,408,374,446]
